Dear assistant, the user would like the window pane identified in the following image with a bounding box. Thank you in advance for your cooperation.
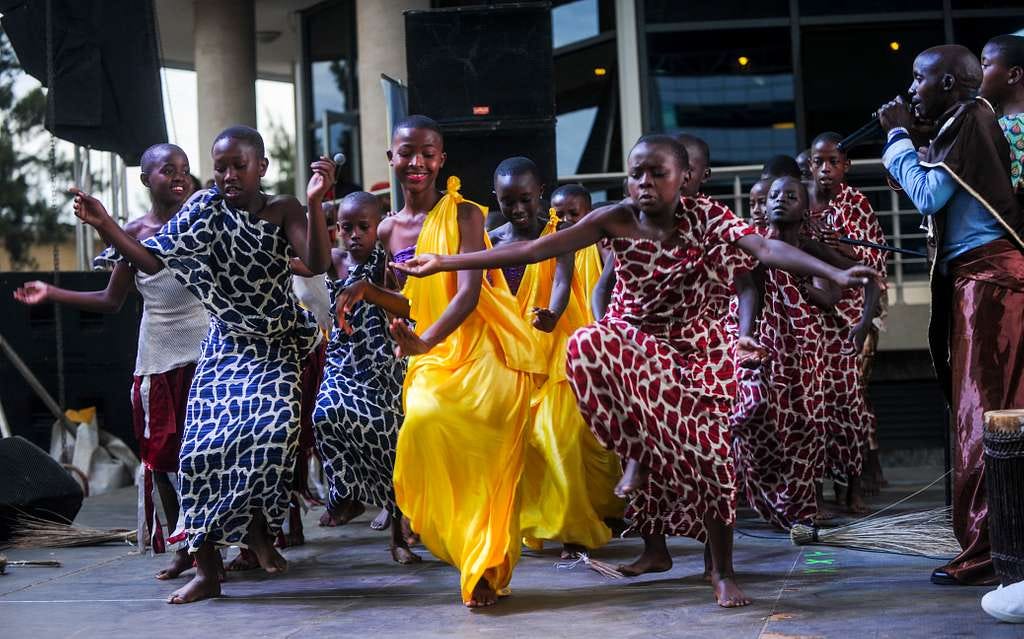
[801,21,945,158]
[799,0,940,15]
[953,16,1024,60]
[644,0,788,23]
[952,1,1024,9]
[646,28,796,165]
[555,35,620,173]
[553,0,599,48]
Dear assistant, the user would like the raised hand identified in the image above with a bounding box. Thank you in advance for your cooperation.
[735,336,767,369]
[389,253,443,278]
[307,156,337,204]
[69,187,112,229]
[390,318,433,357]
[336,279,368,335]
[13,281,50,305]
[876,95,914,132]
[531,307,558,333]
[832,265,883,290]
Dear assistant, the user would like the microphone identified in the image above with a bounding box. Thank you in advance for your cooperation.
[332,153,347,168]
[837,118,884,152]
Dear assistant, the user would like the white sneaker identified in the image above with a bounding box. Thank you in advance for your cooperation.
[982,582,1024,623]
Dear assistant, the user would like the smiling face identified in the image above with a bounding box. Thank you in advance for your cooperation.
[143,147,191,209]
[338,201,380,263]
[626,142,687,216]
[388,126,445,196]
[212,137,268,209]
[551,192,590,229]
[494,172,543,231]
[767,176,808,226]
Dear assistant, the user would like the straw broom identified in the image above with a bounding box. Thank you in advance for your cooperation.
[790,472,960,558]
[556,551,625,579]
[1,512,136,550]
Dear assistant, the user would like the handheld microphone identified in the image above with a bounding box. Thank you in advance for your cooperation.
[837,118,884,152]
[332,153,347,168]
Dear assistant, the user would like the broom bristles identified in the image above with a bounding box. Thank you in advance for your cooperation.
[2,512,136,550]
[790,506,959,558]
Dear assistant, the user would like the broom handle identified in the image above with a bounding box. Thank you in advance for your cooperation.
[0,333,77,434]
[8,560,61,567]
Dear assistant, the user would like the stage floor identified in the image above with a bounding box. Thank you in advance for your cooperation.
[1,465,1017,638]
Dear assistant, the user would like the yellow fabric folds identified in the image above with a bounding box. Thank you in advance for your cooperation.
[393,177,542,604]
[519,233,624,549]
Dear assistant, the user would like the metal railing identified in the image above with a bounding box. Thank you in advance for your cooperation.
[561,158,930,305]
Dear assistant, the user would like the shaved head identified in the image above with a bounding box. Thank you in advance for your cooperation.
[918,45,983,94]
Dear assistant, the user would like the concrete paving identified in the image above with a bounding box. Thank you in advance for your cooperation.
[1,465,1018,638]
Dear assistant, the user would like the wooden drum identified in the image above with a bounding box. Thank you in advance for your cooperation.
[984,409,1024,585]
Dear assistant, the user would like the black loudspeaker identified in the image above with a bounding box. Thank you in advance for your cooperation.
[405,3,554,124]
[405,3,556,224]
[0,436,85,543]
[0,272,141,452]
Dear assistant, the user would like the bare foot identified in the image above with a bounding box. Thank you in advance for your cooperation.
[155,550,193,580]
[710,572,751,608]
[275,528,304,548]
[167,574,221,604]
[614,459,649,498]
[226,548,260,572]
[402,517,420,546]
[846,476,869,515]
[371,508,392,531]
[466,578,498,608]
[814,485,836,523]
[390,544,422,565]
[561,543,586,560]
[250,542,288,575]
[319,500,365,527]
[619,552,672,576]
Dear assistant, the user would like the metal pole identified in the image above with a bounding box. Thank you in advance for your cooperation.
[0,333,75,434]
[615,0,643,166]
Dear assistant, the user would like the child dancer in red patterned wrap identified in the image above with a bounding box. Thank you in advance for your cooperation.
[393,135,880,608]
[808,132,886,513]
[732,176,880,529]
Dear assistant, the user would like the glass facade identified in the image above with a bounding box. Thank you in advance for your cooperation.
[641,1,1024,165]
[301,0,361,187]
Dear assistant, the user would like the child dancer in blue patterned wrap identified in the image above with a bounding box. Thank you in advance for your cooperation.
[70,126,335,605]
[305,191,420,565]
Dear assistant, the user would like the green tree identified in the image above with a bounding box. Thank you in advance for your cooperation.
[0,31,73,270]
[267,117,295,196]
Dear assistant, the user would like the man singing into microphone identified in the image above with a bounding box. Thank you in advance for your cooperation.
[878,44,1024,587]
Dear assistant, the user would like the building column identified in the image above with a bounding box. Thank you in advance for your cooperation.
[355,0,429,190]
[194,0,257,180]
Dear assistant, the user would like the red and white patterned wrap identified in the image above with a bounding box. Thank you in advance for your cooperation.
[731,267,826,528]
[815,184,886,479]
[567,196,756,539]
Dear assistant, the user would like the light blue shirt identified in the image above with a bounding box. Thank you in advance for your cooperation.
[883,127,1004,266]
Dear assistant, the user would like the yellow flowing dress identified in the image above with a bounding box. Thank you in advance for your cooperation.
[518,211,625,550]
[393,177,544,604]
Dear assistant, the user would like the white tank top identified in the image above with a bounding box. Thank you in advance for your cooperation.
[133,268,209,375]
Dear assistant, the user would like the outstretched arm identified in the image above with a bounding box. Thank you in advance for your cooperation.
[71,188,164,274]
[736,233,879,289]
[393,203,626,277]
[533,251,575,332]
[802,238,881,347]
[13,262,134,313]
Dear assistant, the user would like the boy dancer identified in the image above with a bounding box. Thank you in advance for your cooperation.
[809,132,886,512]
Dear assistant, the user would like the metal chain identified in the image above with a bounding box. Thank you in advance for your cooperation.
[45,0,67,460]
